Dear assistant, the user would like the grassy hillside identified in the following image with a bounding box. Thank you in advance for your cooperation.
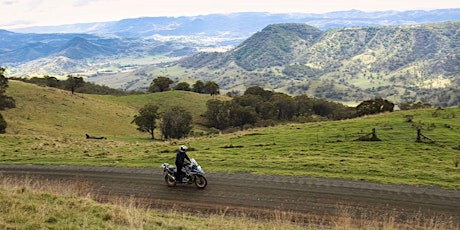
[1,81,459,188]
[3,80,142,138]
[89,89,229,129]
[3,80,228,138]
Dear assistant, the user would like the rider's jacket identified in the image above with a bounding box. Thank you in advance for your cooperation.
[175,150,190,167]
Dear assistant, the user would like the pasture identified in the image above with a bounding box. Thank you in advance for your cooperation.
[1,81,459,189]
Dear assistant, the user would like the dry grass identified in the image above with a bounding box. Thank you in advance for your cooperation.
[0,175,306,229]
[330,205,458,230]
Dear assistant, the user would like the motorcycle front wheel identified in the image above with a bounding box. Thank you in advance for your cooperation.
[165,174,176,187]
[194,175,207,189]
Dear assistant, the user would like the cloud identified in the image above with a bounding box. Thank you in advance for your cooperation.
[1,0,17,5]
[0,0,459,30]
[0,19,32,28]
[73,0,104,7]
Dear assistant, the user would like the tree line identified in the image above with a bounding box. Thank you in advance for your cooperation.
[13,75,220,97]
[132,85,397,140]
[203,86,395,131]
[148,76,220,96]
[11,75,135,95]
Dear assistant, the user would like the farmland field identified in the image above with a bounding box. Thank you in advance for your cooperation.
[1,81,459,228]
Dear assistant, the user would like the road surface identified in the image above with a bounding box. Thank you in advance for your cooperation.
[1,164,458,226]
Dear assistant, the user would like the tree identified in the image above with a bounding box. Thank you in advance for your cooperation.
[149,76,173,92]
[192,80,205,93]
[204,81,220,96]
[270,92,296,120]
[160,106,193,139]
[64,75,84,94]
[233,94,275,120]
[132,104,160,139]
[228,104,257,128]
[0,113,6,134]
[43,75,59,87]
[356,98,394,116]
[204,99,231,130]
[244,86,273,101]
[174,82,191,91]
[0,67,7,95]
[0,67,15,110]
[294,95,314,117]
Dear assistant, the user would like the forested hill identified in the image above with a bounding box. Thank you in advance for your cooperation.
[177,22,460,106]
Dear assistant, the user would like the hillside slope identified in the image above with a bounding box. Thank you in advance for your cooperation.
[171,22,460,106]
[2,81,227,138]
[3,81,141,138]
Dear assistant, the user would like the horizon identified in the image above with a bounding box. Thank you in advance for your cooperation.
[1,0,459,30]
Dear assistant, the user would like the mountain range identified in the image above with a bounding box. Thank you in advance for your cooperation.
[175,22,459,106]
[1,9,459,106]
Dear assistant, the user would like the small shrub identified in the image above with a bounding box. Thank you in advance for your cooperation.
[222,127,240,134]
[45,216,58,223]
[207,127,220,135]
[404,115,414,122]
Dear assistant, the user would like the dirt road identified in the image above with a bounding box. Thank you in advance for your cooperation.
[1,164,459,225]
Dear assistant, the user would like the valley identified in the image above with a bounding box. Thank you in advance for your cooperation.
[1,10,459,106]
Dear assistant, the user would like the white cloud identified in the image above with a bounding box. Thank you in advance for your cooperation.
[73,0,103,7]
[1,0,18,5]
[0,0,459,29]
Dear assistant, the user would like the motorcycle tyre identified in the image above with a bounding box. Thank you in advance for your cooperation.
[194,175,207,189]
[165,174,176,187]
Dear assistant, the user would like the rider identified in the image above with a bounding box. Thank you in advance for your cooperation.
[175,145,191,183]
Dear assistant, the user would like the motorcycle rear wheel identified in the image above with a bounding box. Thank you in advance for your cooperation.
[165,174,176,187]
[194,175,207,189]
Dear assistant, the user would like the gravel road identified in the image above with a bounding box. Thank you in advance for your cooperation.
[1,164,459,226]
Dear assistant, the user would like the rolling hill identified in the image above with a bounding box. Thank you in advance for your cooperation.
[0,80,459,189]
[2,80,228,138]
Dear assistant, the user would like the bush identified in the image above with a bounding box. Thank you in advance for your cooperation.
[207,127,220,135]
[0,113,7,134]
[0,95,16,110]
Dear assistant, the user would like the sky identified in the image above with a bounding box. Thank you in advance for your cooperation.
[1,0,459,30]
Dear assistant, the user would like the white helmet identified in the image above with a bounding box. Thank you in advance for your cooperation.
[179,145,188,151]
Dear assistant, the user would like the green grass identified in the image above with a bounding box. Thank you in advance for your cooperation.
[1,81,459,189]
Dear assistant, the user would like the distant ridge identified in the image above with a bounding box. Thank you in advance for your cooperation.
[9,9,460,36]
[55,37,117,59]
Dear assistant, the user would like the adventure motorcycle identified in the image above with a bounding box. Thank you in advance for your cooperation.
[161,158,207,189]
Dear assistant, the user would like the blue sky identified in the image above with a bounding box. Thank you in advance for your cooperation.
[1,0,459,29]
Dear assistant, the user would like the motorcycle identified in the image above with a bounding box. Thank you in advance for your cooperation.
[161,158,207,189]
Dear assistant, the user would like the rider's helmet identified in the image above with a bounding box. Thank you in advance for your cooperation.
[179,145,188,152]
